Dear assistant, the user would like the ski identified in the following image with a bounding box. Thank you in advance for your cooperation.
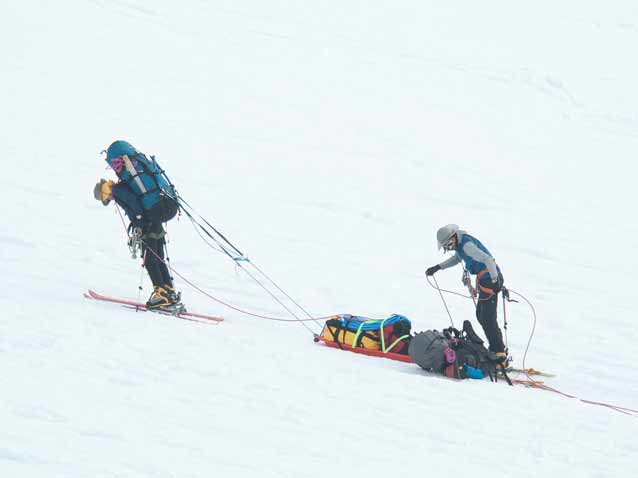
[506,367,554,378]
[84,290,224,323]
[510,379,546,387]
[118,305,214,325]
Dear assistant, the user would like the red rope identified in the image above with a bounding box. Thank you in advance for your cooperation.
[114,205,327,324]
[146,244,328,323]
[428,277,637,416]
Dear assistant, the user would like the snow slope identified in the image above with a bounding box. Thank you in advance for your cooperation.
[1,1,637,477]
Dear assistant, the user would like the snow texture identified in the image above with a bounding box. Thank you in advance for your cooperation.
[1,1,637,477]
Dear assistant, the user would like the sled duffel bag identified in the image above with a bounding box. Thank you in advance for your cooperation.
[319,314,412,354]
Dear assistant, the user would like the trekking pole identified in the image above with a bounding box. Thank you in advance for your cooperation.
[500,287,517,356]
[502,297,508,351]
[432,275,455,328]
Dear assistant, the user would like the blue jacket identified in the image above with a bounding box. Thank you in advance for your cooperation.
[438,230,499,281]
[112,182,144,229]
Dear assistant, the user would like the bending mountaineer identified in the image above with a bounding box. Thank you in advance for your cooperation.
[93,140,181,309]
[426,224,507,362]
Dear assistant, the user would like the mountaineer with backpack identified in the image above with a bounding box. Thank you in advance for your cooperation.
[425,224,507,364]
[93,140,181,309]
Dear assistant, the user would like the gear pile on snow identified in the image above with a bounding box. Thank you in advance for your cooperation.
[408,320,508,381]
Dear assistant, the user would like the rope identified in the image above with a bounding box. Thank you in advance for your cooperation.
[181,210,315,326]
[143,243,324,331]
[248,260,323,326]
[114,205,324,332]
[178,196,244,257]
[426,275,487,301]
[427,275,637,416]
[112,176,322,333]
[178,198,323,328]
[507,289,535,378]
[506,289,636,416]
[432,275,455,328]
[114,202,129,231]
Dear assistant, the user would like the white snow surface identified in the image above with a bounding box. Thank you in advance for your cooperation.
[1,1,637,477]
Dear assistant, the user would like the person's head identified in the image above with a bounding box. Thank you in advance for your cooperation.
[437,224,459,252]
[104,140,138,174]
[93,179,114,206]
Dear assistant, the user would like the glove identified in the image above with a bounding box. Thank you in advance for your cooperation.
[131,227,142,239]
[425,265,441,276]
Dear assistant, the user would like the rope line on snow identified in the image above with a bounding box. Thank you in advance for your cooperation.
[115,204,329,336]
[115,200,636,414]
[114,205,324,335]
[177,198,324,329]
[143,244,326,328]
[427,277,637,416]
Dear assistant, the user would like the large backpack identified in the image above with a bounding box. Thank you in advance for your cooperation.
[410,321,503,380]
[105,140,178,222]
[408,330,450,372]
[442,322,496,379]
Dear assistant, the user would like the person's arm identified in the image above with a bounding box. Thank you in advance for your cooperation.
[439,253,461,270]
[426,253,460,276]
[112,183,144,228]
[463,242,498,280]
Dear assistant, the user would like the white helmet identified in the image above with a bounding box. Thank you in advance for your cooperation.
[437,224,459,250]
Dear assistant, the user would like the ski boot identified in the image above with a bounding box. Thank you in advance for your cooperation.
[164,284,182,305]
[163,284,186,314]
[494,351,509,369]
[489,351,510,372]
[146,286,171,309]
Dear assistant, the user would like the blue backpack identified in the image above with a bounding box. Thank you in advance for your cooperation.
[105,140,176,212]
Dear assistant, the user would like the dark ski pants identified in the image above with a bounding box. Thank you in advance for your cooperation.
[476,271,506,353]
[142,219,173,289]
[144,237,172,288]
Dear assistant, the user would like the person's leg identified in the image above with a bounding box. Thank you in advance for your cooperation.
[144,219,178,304]
[475,294,505,353]
[157,238,182,304]
[154,238,173,288]
[144,237,165,287]
[143,236,171,308]
[475,271,506,353]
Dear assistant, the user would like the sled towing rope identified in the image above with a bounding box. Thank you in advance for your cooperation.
[114,204,324,336]
[174,197,324,333]
[119,162,325,335]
